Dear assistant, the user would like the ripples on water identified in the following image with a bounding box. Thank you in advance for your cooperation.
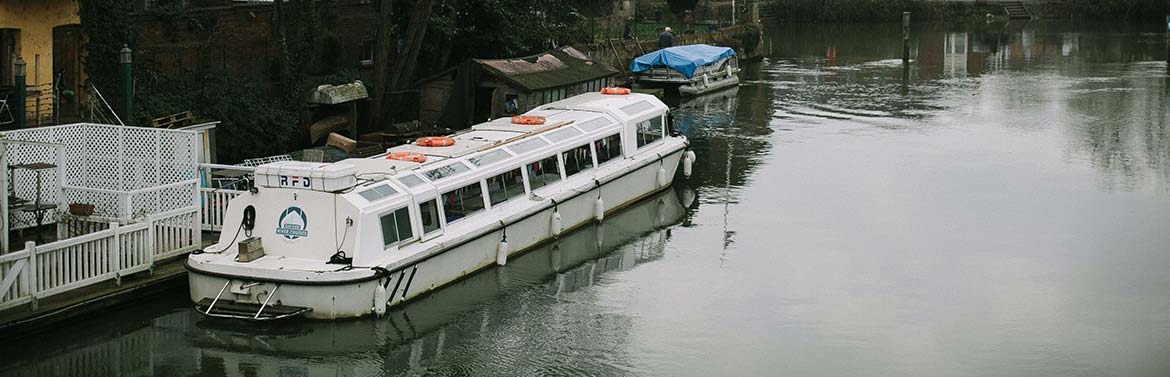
[2,21,1169,377]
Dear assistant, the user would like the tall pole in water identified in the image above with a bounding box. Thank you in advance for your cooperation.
[14,58,26,129]
[120,44,133,125]
[902,11,911,95]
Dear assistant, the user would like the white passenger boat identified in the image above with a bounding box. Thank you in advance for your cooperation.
[186,90,697,320]
[630,44,741,96]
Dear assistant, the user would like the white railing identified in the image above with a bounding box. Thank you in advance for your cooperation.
[0,207,200,312]
[197,163,253,232]
[199,187,245,232]
[61,179,200,223]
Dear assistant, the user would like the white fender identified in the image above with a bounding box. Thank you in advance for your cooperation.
[373,284,388,317]
[683,150,696,178]
[681,186,697,208]
[657,164,668,187]
[551,211,562,237]
[594,196,605,222]
[595,223,605,248]
[496,238,509,266]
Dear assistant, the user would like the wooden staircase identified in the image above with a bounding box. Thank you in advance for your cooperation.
[1001,1,1032,20]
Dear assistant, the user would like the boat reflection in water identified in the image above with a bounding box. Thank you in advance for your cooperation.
[0,186,690,376]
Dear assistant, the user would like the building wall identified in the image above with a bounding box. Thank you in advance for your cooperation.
[135,0,376,81]
[0,0,79,88]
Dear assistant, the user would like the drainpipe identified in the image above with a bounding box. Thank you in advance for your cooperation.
[120,44,133,125]
[14,57,26,129]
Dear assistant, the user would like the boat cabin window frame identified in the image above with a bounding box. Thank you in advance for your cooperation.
[485,167,526,208]
[417,198,443,237]
[561,143,595,178]
[439,180,488,224]
[635,114,666,149]
[525,154,563,193]
[594,132,623,165]
[379,206,416,249]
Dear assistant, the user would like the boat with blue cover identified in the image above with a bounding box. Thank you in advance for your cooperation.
[630,44,740,96]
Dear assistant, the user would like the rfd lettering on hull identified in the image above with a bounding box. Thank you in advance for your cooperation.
[279,175,312,189]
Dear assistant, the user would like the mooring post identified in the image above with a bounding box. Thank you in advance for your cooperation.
[902,11,911,95]
[120,44,133,125]
[14,57,25,129]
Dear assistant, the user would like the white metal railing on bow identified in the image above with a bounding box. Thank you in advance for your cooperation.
[0,206,200,311]
[199,187,246,232]
[197,163,253,232]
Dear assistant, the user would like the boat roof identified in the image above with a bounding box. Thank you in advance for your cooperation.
[377,92,665,179]
[629,44,737,78]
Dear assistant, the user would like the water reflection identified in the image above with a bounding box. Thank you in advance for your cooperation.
[0,188,689,377]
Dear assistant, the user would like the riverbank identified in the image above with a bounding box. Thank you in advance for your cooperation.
[766,0,1170,23]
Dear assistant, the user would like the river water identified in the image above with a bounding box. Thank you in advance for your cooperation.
[2,22,1169,377]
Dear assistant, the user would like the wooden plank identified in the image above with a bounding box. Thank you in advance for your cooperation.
[326,133,357,153]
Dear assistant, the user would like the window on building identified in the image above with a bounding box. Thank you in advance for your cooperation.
[562,144,594,177]
[594,133,622,165]
[486,168,524,206]
[441,182,486,223]
[359,40,375,66]
[526,155,561,191]
[636,116,664,148]
[380,207,414,247]
[419,199,441,235]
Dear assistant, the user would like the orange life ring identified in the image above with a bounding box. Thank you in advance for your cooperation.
[511,115,546,125]
[386,151,427,163]
[600,87,631,95]
[416,136,456,147]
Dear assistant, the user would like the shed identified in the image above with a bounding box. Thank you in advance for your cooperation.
[417,47,619,130]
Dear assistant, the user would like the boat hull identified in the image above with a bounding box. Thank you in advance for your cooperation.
[188,145,687,319]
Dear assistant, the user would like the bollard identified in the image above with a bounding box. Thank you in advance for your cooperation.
[120,45,133,125]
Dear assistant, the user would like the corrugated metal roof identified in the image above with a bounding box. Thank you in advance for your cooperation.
[474,47,618,92]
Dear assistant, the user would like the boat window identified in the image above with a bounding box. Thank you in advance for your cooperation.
[545,126,582,143]
[358,184,397,202]
[468,149,511,167]
[380,207,414,247]
[421,161,471,182]
[508,138,549,155]
[441,182,485,223]
[486,168,525,206]
[419,199,441,234]
[621,101,654,115]
[594,133,623,165]
[398,174,427,188]
[562,144,594,177]
[636,116,664,148]
[526,155,561,191]
[577,117,611,132]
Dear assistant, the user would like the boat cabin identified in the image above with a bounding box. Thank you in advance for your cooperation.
[231,92,670,268]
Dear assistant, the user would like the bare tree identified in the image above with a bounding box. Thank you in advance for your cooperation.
[369,0,394,130]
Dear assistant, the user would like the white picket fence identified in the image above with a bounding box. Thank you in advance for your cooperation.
[0,207,200,311]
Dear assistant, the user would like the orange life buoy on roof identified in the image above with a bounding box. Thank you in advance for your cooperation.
[511,115,546,125]
[386,151,427,163]
[416,136,456,147]
[600,87,631,95]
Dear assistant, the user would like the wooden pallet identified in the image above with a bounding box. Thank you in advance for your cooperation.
[150,111,194,129]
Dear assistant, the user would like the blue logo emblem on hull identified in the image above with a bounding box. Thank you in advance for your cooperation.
[276,207,308,240]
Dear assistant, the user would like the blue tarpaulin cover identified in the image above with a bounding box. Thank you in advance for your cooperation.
[629,44,737,78]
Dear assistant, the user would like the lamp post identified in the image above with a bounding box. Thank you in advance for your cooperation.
[14,57,26,129]
[120,44,133,125]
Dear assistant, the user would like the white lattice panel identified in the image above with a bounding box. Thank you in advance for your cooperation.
[2,123,200,228]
